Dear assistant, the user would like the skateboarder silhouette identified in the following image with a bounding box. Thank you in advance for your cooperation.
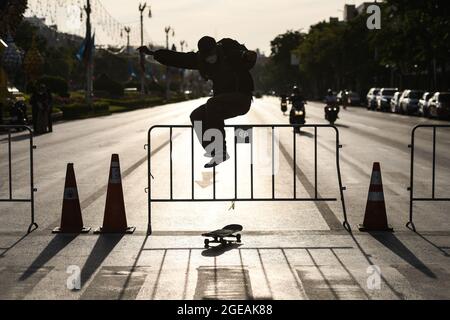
[139,36,257,168]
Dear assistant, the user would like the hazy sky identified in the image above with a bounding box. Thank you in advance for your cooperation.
[101,0,366,55]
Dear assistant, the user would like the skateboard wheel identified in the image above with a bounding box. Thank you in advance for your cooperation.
[204,239,210,248]
[236,234,241,243]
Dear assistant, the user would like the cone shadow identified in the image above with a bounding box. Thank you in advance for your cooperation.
[369,232,436,278]
[19,234,78,281]
[80,234,124,288]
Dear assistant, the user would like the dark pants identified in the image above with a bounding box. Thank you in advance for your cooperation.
[190,92,252,155]
[47,107,53,132]
[31,105,38,132]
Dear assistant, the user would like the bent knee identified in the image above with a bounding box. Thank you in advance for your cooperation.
[190,108,204,123]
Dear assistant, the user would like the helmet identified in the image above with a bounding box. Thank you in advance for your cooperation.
[292,86,300,95]
[327,89,333,95]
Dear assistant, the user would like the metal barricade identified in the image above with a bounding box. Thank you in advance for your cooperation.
[407,124,450,232]
[147,124,350,235]
[0,125,38,233]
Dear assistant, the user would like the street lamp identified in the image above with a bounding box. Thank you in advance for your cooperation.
[164,26,175,100]
[139,3,152,95]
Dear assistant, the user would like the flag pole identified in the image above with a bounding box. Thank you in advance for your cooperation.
[84,0,93,107]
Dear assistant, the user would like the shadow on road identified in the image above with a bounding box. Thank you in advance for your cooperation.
[297,130,314,138]
[202,243,242,257]
[369,232,436,278]
[80,234,124,288]
[19,234,78,281]
[0,229,37,259]
[412,232,450,257]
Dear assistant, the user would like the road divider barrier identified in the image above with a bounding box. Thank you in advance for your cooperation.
[53,163,90,234]
[94,154,135,234]
[146,124,351,235]
[0,125,38,233]
[407,125,450,232]
[358,162,393,232]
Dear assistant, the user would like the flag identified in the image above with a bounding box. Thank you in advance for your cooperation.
[75,38,86,62]
[76,29,95,66]
[128,61,137,80]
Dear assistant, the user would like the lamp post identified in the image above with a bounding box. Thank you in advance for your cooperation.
[139,3,152,95]
[84,0,93,106]
[164,26,174,100]
[180,40,187,93]
[124,27,131,55]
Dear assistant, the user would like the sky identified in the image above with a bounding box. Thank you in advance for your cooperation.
[100,0,366,55]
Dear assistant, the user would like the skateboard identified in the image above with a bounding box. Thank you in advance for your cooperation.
[202,224,243,248]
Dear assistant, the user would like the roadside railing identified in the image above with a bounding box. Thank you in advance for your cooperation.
[407,124,450,231]
[146,124,350,235]
[0,125,38,233]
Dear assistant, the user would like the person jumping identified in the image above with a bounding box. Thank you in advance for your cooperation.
[139,36,257,168]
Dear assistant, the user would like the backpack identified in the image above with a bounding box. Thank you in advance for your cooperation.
[217,38,257,71]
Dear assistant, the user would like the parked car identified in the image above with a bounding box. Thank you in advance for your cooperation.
[376,88,398,112]
[428,92,450,119]
[337,90,361,106]
[366,88,380,110]
[418,92,433,117]
[390,91,402,113]
[347,91,361,106]
[399,90,425,115]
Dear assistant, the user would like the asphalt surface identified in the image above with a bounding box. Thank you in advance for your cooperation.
[0,96,449,300]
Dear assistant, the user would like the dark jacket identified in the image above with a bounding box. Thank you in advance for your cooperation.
[153,38,255,96]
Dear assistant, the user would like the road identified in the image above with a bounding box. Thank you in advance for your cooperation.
[0,97,449,300]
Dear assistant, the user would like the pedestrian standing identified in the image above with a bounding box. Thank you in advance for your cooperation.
[46,87,53,132]
[30,84,50,134]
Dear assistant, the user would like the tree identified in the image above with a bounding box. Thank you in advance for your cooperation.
[267,30,305,94]
[0,0,28,36]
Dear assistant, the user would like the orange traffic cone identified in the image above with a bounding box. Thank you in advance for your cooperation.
[358,162,393,231]
[53,164,90,233]
[94,154,135,234]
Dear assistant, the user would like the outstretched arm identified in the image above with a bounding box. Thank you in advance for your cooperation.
[138,46,199,70]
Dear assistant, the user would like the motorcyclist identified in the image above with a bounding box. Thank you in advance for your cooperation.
[139,36,257,168]
[280,93,288,114]
[341,89,348,110]
[289,86,306,133]
[324,89,337,105]
[290,86,305,106]
[324,89,339,124]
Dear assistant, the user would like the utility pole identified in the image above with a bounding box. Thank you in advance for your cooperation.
[164,26,174,100]
[180,40,186,93]
[84,0,93,106]
[139,3,152,95]
[124,27,131,55]
[124,26,132,81]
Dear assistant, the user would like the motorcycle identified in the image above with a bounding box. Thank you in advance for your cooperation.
[280,96,288,115]
[325,103,339,125]
[290,100,306,133]
[10,100,29,130]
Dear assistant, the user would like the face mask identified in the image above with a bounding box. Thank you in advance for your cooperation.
[205,54,218,64]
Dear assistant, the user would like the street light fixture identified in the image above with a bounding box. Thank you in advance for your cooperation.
[139,3,152,95]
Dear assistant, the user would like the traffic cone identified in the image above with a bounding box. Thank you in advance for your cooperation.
[53,164,90,233]
[358,162,393,232]
[94,154,135,234]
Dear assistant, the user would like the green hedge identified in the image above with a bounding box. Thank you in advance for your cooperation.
[59,101,110,119]
[100,97,164,109]
[94,74,124,97]
[28,76,69,97]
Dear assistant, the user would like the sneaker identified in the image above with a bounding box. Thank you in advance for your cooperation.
[204,153,230,168]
